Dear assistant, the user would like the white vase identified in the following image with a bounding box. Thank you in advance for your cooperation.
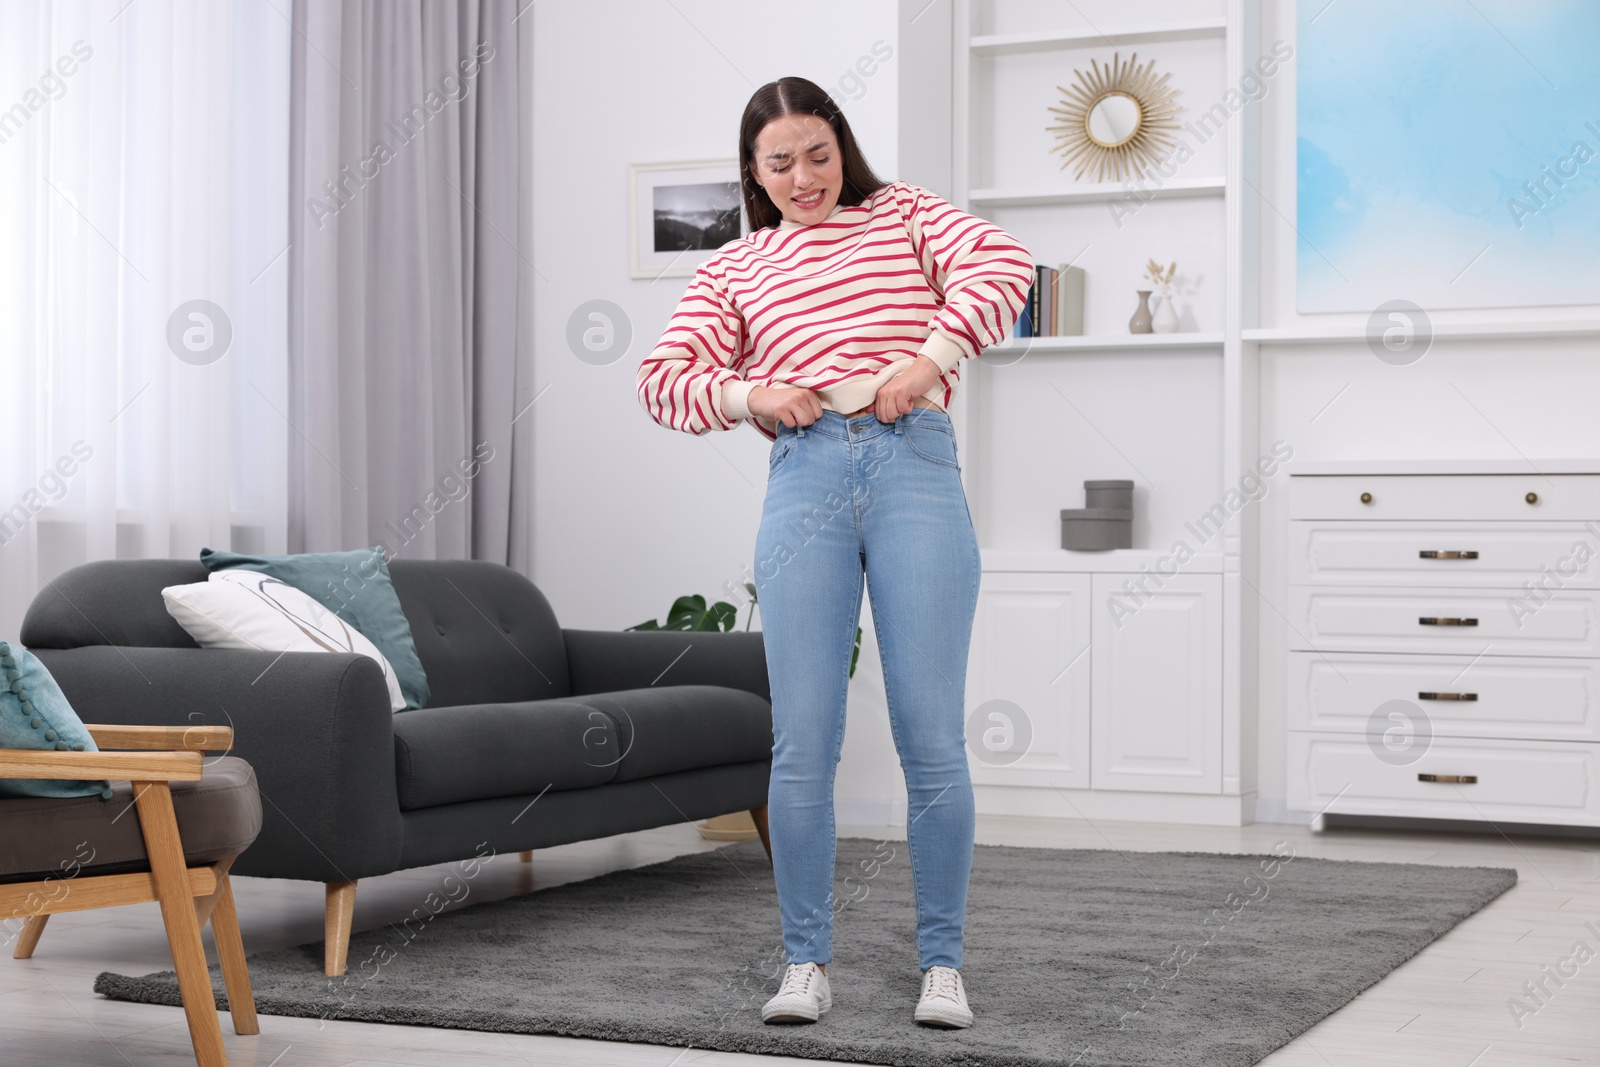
[1152,289,1179,333]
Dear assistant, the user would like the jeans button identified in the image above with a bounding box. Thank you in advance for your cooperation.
[850,425,863,434]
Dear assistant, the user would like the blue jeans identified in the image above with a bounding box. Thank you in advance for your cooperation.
[753,406,980,971]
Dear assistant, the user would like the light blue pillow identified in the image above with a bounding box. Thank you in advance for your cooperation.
[199,547,431,709]
[0,640,111,800]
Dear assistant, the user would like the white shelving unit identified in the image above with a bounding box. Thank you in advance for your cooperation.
[968,17,1228,56]
[1243,320,1600,344]
[984,332,1224,354]
[968,176,1226,208]
[939,0,1259,825]
[902,0,1600,832]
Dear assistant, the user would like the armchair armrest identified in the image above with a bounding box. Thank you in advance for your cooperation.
[30,646,402,883]
[86,725,233,752]
[561,628,770,703]
[0,749,203,781]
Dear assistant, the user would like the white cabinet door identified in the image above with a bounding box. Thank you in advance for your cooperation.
[1090,573,1222,793]
[966,572,1092,789]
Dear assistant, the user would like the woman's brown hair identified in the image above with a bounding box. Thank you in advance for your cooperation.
[739,76,888,232]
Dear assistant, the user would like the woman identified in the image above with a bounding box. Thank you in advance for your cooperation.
[636,76,1032,1030]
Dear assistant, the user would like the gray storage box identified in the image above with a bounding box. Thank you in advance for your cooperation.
[1060,507,1133,550]
[1084,479,1134,511]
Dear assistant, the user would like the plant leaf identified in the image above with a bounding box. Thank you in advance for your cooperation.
[703,601,738,632]
[662,594,707,630]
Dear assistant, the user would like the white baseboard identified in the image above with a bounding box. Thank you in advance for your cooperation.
[840,792,1309,830]
[975,785,1255,826]
[1252,796,1314,826]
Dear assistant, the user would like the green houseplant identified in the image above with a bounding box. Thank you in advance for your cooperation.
[629,581,862,678]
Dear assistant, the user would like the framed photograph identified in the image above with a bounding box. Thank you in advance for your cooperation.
[629,159,747,279]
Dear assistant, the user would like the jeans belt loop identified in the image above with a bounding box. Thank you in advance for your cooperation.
[894,413,904,434]
[795,423,805,437]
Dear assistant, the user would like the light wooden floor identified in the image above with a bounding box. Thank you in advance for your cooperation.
[2,814,1595,1066]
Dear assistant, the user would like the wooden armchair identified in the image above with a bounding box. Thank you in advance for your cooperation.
[0,725,261,1067]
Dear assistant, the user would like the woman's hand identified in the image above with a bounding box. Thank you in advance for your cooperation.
[870,355,944,422]
[748,384,825,428]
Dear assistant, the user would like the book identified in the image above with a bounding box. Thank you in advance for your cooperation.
[1033,265,1046,336]
[1040,265,1056,335]
[1015,273,1035,338]
[1055,264,1085,336]
[1043,267,1056,334]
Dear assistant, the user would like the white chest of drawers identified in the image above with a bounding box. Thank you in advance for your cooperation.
[1284,462,1600,830]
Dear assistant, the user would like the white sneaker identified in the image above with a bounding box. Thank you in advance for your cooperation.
[914,965,973,1028]
[762,961,831,1024]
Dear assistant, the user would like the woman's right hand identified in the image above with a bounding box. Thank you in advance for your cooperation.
[748,384,824,428]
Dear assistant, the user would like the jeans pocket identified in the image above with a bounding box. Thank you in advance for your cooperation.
[769,432,800,476]
[903,421,960,470]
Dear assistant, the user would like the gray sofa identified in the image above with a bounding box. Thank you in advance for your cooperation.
[21,558,774,974]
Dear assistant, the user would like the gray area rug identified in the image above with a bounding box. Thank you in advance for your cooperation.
[96,837,1517,1067]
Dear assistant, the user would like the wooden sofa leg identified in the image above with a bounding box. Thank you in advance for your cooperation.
[519,850,533,863]
[749,805,772,861]
[135,781,227,1067]
[211,877,259,1036]
[325,880,358,977]
[12,915,48,959]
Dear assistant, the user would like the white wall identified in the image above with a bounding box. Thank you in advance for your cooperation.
[529,0,910,823]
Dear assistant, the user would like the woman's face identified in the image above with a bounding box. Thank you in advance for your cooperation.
[751,113,842,226]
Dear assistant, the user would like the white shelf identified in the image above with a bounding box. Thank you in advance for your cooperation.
[969,18,1227,56]
[1286,458,1600,476]
[1243,319,1600,344]
[969,177,1226,208]
[982,549,1226,573]
[986,332,1224,353]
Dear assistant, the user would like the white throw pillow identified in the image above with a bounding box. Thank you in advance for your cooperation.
[161,571,406,712]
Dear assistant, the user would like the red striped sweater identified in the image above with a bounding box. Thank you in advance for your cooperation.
[636,180,1033,442]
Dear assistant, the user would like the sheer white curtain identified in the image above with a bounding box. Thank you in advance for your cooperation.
[0,1,290,636]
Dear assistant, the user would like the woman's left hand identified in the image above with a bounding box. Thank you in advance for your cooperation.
[872,355,944,422]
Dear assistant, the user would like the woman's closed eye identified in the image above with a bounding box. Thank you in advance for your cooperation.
[776,157,829,173]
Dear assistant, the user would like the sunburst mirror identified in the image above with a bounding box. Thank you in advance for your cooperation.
[1047,52,1182,183]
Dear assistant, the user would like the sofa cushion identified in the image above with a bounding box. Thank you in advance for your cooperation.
[0,641,109,800]
[161,573,407,712]
[571,685,774,785]
[0,756,261,883]
[201,546,431,710]
[388,560,571,709]
[393,700,618,811]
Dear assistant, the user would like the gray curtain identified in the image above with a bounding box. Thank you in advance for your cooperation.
[287,0,530,569]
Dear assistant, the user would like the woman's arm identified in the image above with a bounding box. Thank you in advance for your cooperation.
[636,261,754,434]
[892,182,1035,372]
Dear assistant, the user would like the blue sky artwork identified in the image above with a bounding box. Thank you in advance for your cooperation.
[1296,0,1600,312]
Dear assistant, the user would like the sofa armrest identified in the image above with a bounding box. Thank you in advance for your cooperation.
[561,628,770,704]
[30,646,402,883]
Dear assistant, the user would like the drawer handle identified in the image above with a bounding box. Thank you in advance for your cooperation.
[1360,492,1373,504]
[1526,492,1538,505]
[1418,550,1478,560]
[1418,773,1477,784]
[1418,691,1478,701]
[1419,617,1478,627]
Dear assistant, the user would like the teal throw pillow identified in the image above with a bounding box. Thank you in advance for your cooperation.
[0,640,111,800]
[199,547,431,709]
